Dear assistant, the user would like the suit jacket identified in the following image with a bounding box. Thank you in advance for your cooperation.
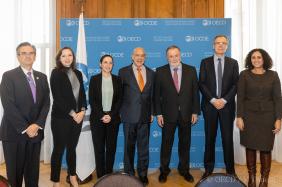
[154,63,200,123]
[199,56,239,113]
[118,64,154,124]
[0,66,50,142]
[50,68,87,119]
[89,73,122,124]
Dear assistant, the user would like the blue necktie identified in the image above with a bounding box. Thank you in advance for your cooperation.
[217,58,222,97]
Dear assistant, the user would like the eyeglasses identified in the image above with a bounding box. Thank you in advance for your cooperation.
[214,42,228,45]
[18,52,35,56]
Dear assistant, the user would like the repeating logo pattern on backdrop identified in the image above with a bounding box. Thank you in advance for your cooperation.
[60,18,231,170]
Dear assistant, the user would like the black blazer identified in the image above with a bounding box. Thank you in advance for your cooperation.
[50,68,87,119]
[0,67,50,142]
[154,63,200,123]
[199,56,239,111]
[88,73,122,124]
[118,65,155,123]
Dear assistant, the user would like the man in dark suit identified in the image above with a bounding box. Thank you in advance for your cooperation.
[155,45,200,183]
[0,42,50,187]
[199,35,239,179]
[118,47,154,185]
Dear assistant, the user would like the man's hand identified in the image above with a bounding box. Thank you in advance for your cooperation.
[26,124,40,138]
[157,115,164,128]
[191,114,198,125]
[212,98,226,110]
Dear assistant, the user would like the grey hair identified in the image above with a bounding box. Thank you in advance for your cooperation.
[16,42,36,55]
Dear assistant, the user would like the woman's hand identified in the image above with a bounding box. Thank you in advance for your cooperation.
[73,111,85,124]
[101,115,111,124]
[236,117,244,131]
[273,119,281,134]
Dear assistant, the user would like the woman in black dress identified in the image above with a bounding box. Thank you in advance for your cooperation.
[50,47,87,187]
[236,48,281,187]
[89,54,122,178]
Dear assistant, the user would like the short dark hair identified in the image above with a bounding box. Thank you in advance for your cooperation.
[55,47,76,70]
[166,45,181,55]
[213,34,229,44]
[99,54,113,64]
[245,48,273,70]
[16,42,36,55]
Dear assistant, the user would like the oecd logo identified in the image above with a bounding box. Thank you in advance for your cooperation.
[134,19,158,26]
[101,51,124,58]
[66,20,75,27]
[66,19,90,26]
[185,35,209,42]
[202,19,227,26]
[152,130,161,138]
[117,35,142,42]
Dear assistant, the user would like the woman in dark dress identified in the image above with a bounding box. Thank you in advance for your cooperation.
[236,48,281,187]
[50,47,87,187]
[89,54,122,178]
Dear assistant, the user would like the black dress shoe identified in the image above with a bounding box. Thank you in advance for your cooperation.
[201,171,212,180]
[139,176,149,185]
[183,172,194,183]
[158,173,167,183]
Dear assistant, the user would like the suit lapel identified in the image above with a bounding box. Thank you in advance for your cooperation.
[142,66,151,91]
[97,73,103,101]
[164,65,179,93]
[179,64,185,94]
[222,57,230,89]
[33,71,40,104]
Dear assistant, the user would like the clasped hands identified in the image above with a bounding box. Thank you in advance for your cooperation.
[72,111,85,124]
[212,98,226,110]
[26,123,40,138]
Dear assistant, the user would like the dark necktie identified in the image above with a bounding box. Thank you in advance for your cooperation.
[27,72,36,103]
[217,58,222,97]
[173,67,179,92]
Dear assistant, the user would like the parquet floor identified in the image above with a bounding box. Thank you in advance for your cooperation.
[0,162,281,186]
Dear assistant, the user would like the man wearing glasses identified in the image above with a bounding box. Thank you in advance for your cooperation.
[199,35,239,179]
[0,42,50,187]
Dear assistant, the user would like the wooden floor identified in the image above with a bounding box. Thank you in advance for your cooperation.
[0,162,282,187]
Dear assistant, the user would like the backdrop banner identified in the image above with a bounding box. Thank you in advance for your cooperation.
[60,18,231,170]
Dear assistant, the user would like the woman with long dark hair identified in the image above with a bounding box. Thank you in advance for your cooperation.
[50,47,87,187]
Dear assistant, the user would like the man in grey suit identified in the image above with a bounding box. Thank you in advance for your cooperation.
[118,47,154,186]
[0,42,50,187]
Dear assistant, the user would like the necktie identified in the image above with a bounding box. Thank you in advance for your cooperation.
[137,67,144,92]
[27,72,36,103]
[217,58,222,97]
[173,68,179,92]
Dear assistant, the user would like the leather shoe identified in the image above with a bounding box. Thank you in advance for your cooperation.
[182,172,194,183]
[139,176,149,185]
[201,171,212,179]
[158,173,167,183]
